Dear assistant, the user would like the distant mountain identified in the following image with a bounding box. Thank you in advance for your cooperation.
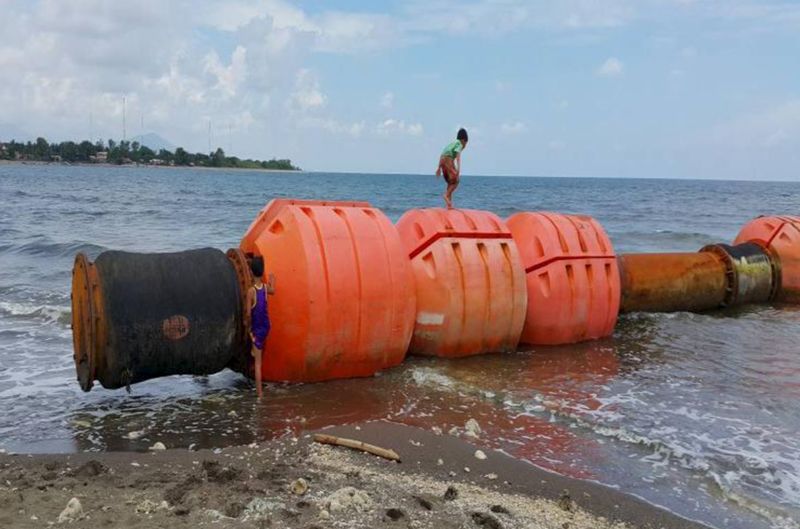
[0,123,34,143]
[130,133,175,152]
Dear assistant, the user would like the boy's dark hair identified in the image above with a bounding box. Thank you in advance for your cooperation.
[250,256,264,278]
[457,128,468,142]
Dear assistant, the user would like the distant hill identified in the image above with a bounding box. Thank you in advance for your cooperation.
[130,133,175,152]
[0,123,33,143]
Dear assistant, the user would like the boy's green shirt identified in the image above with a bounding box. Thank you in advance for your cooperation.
[441,140,463,159]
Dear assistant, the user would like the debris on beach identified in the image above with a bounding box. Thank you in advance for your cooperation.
[313,433,400,461]
[559,489,574,512]
[475,449,487,460]
[242,497,284,521]
[471,511,503,528]
[135,499,168,514]
[57,497,83,523]
[325,486,374,514]
[385,507,406,521]
[444,485,459,500]
[149,442,166,451]
[290,477,308,495]
[465,418,482,438]
[71,459,107,477]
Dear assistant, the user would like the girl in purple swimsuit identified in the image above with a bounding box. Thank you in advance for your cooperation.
[248,256,275,399]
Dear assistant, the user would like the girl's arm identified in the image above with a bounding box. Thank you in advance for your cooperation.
[455,152,462,177]
[267,273,276,295]
[247,286,255,310]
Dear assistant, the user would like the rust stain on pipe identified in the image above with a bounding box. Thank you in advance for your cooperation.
[71,253,109,392]
[618,252,728,313]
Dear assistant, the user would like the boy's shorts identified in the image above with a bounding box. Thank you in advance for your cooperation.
[439,156,459,185]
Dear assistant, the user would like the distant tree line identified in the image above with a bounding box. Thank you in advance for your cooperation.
[0,137,299,171]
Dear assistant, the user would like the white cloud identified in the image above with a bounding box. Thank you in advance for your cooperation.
[377,119,424,136]
[703,100,800,149]
[300,117,366,138]
[380,91,394,109]
[203,46,248,99]
[289,68,327,111]
[407,123,424,136]
[402,0,635,35]
[678,99,800,180]
[597,57,624,77]
[501,121,528,134]
[314,12,399,53]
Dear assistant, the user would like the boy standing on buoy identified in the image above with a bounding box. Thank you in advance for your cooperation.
[436,128,468,209]
[248,256,275,399]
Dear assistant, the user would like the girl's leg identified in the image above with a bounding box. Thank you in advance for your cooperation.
[253,345,263,399]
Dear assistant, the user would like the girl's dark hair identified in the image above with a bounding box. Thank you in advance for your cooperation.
[250,256,264,278]
[457,128,468,142]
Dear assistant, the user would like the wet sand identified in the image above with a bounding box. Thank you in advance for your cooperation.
[0,421,709,529]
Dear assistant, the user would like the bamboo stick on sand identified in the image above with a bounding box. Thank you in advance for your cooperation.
[313,433,401,462]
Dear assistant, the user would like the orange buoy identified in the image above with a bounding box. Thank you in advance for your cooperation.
[507,212,620,345]
[241,199,416,382]
[734,216,800,302]
[396,208,527,357]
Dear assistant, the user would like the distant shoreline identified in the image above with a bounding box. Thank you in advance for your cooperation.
[0,159,302,173]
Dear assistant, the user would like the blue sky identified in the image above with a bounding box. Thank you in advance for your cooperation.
[0,0,798,180]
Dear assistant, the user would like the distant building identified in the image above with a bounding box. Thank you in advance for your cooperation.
[90,151,108,163]
[51,155,62,162]
[150,158,165,166]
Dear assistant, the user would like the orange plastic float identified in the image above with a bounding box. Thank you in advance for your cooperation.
[506,212,620,345]
[240,199,416,382]
[395,208,527,357]
[734,216,800,302]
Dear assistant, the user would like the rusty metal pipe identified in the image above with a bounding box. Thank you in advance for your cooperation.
[618,252,729,313]
[618,242,777,314]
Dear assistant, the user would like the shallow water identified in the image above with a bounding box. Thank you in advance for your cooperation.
[0,164,798,529]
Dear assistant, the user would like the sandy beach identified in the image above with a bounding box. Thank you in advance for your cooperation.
[0,421,709,529]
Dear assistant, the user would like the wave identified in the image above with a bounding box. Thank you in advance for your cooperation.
[0,301,71,326]
[579,419,799,528]
[526,397,800,529]
[0,241,107,258]
[409,365,800,529]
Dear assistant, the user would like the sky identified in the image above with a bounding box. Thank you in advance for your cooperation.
[0,0,798,180]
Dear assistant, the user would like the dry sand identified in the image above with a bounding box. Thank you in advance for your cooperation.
[0,421,710,529]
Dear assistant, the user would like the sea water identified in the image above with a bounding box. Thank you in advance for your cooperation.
[0,164,798,529]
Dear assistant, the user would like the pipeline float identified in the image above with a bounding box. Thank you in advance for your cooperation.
[70,201,800,392]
